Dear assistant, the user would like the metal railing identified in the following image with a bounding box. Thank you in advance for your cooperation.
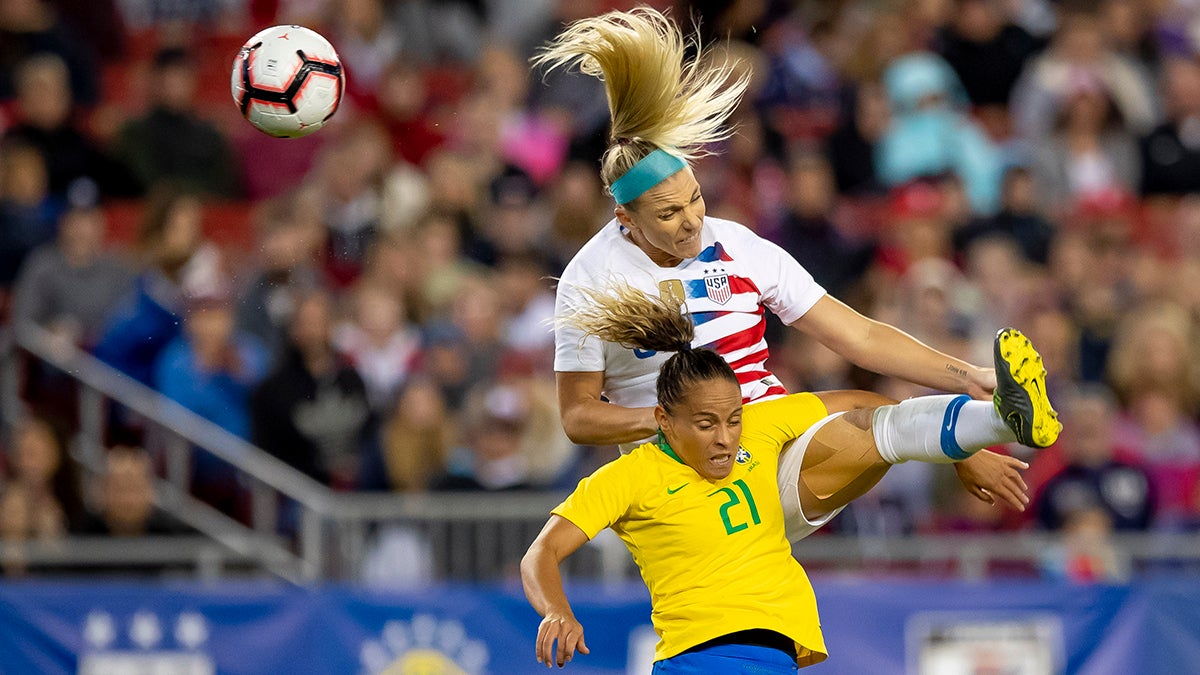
[6,322,1200,585]
[0,536,265,579]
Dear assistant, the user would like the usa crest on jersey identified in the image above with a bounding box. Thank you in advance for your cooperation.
[704,272,732,304]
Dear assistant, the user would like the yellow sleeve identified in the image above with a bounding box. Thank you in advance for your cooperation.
[551,455,640,539]
[741,393,829,455]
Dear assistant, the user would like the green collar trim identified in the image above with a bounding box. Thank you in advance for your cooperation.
[656,430,685,465]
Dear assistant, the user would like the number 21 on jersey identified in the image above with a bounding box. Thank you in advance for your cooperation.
[709,479,760,535]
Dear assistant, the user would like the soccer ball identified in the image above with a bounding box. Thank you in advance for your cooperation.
[231,25,344,138]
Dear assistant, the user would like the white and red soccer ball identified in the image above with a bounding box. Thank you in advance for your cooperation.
[231,25,344,138]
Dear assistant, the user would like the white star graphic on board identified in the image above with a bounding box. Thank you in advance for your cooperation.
[175,612,209,649]
[83,611,116,649]
[129,611,162,649]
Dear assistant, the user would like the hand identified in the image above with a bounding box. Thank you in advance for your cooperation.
[966,366,997,401]
[536,613,589,668]
[954,450,1029,511]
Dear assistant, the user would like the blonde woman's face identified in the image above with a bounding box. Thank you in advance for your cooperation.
[617,167,706,266]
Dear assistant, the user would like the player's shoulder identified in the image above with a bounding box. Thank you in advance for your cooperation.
[704,215,760,240]
[702,216,776,261]
[743,393,826,431]
[575,444,662,497]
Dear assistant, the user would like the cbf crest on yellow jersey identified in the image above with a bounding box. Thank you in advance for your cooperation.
[552,393,830,667]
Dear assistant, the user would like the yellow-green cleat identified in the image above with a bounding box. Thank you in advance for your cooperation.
[993,327,1062,448]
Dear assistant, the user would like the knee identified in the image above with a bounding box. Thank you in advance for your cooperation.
[840,406,876,430]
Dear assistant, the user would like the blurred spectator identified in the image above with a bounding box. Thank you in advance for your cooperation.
[47,0,126,64]
[1097,0,1159,72]
[953,165,1056,264]
[79,446,187,536]
[0,484,58,577]
[479,45,570,187]
[433,381,535,491]
[155,293,267,513]
[373,58,445,167]
[496,252,556,356]
[402,212,484,321]
[874,180,954,276]
[547,160,609,262]
[327,0,404,100]
[357,377,451,492]
[333,281,421,411]
[1107,302,1200,526]
[428,274,506,404]
[961,236,1041,355]
[1010,8,1159,141]
[5,416,81,530]
[937,0,1043,107]
[1024,304,1081,389]
[0,138,59,290]
[389,0,485,65]
[873,257,974,360]
[115,48,241,198]
[1107,302,1200,418]
[1138,56,1200,196]
[11,205,134,346]
[251,290,373,488]
[115,0,238,30]
[1031,384,1155,531]
[876,52,1004,214]
[2,53,137,198]
[480,167,549,260]
[838,6,916,84]
[94,186,223,387]
[155,294,268,439]
[234,191,326,363]
[1031,73,1139,210]
[830,457,935,537]
[309,122,391,287]
[824,81,888,196]
[774,330,856,395]
[424,149,487,260]
[755,14,840,121]
[1039,506,1130,583]
[776,152,875,297]
[0,0,100,104]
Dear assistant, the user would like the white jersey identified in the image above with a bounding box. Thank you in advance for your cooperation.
[554,216,827,409]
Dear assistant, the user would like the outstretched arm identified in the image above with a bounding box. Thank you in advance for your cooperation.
[522,515,593,668]
[790,295,997,399]
[954,450,1030,512]
[557,371,658,445]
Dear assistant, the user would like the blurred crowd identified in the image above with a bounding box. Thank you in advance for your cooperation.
[4,0,1200,581]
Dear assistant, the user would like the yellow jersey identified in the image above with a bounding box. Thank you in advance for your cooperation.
[552,392,830,666]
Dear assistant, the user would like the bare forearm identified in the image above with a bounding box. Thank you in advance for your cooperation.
[826,319,982,394]
[521,545,576,619]
[561,399,658,446]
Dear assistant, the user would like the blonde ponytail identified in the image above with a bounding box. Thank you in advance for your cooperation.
[533,7,748,193]
[556,281,694,353]
[555,280,739,413]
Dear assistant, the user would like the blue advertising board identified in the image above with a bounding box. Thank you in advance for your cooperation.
[1,579,1198,674]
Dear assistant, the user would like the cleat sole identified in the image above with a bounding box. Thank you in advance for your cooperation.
[996,328,1061,448]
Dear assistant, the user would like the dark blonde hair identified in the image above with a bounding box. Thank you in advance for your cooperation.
[558,281,737,413]
[533,7,748,201]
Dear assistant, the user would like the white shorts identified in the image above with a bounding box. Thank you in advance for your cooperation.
[777,412,847,545]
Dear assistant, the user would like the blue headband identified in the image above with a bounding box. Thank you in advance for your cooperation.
[610,149,687,204]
